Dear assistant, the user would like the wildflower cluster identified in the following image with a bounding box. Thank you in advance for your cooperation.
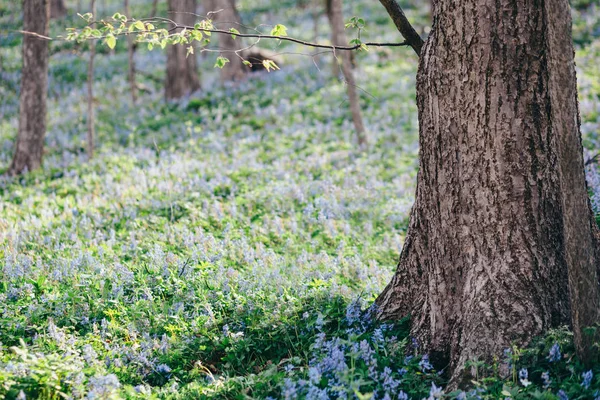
[0,0,599,398]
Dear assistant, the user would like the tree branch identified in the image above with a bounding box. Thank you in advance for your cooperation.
[378,0,424,56]
[69,16,410,52]
[152,17,410,51]
[18,30,53,40]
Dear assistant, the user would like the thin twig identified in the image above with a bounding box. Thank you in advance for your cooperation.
[17,30,53,40]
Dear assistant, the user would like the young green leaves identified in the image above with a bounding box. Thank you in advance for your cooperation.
[262,59,280,72]
[229,28,240,39]
[345,16,368,51]
[105,34,116,49]
[67,16,284,73]
[270,24,288,37]
[345,16,365,30]
[214,56,230,69]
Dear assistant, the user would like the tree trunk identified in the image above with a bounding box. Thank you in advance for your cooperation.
[125,0,137,103]
[312,0,319,43]
[376,0,600,383]
[9,0,50,175]
[165,0,200,100]
[546,0,600,367]
[205,0,246,83]
[151,0,159,17]
[87,0,96,158]
[50,0,66,18]
[326,0,367,146]
[325,0,354,73]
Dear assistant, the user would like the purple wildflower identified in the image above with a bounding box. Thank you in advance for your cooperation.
[547,343,561,362]
[419,355,433,372]
[542,371,551,389]
[582,370,593,389]
[558,389,569,400]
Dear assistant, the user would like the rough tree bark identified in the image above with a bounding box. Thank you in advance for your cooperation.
[376,0,600,383]
[50,0,67,18]
[547,0,600,367]
[326,0,367,146]
[9,0,50,175]
[205,0,246,82]
[165,0,201,100]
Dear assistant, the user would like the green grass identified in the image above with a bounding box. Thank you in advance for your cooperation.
[1,0,600,398]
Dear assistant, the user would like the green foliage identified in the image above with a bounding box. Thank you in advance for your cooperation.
[0,0,599,398]
[105,33,116,49]
[261,59,280,72]
[229,27,240,39]
[214,56,229,69]
[65,12,285,75]
[269,24,288,37]
[345,16,366,30]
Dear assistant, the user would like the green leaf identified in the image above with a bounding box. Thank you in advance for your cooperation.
[148,42,154,50]
[105,34,116,49]
[214,56,230,69]
[101,22,115,33]
[242,60,252,67]
[353,390,373,400]
[134,20,146,31]
[78,12,93,22]
[270,24,287,37]
[186,46,194,58]
[112,12,127,22]
[190,30,203,42]
[262,59,280,72]
[229,27,240,39]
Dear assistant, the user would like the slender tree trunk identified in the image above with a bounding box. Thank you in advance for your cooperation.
[327,0,367,146]
[205,0,246,83]
[165,0,200,100]
[124,0,137,103]
[9,0,50,175]
[87,0,96,158]
[312,0,319,43]
[50,0,66,18]
[376,0,600,383]
[151,0,159,17]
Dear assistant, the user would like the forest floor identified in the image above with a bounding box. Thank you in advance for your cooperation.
[1,0,600,398]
